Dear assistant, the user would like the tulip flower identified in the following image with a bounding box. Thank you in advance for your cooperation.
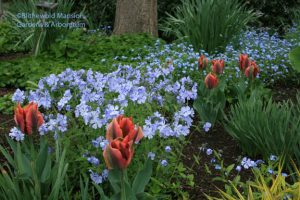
[239,54,250,71]
[106,115,143,144]
[14,102,44,135]
[103,137,134,170]
[245,61,259,79]
[205,73,219,89]
[211,59,225,74]
[198,55,209,70]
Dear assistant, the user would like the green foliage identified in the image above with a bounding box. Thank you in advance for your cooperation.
[98,159,154,200]
[5,0,75,56]
[48,30,156,60]
[193,76,226,127]
[207,162,300,200]
[227,77,271,104]
[0,137,69,200]
[225,95,300,162]
[72,0,182,30]
[240,0,300,34]
[0,94,14,115]
[73,0,116,28]
[289,46,300,73]
[0,21,25,53]
[161,0,257,53]
[0,32,159,88]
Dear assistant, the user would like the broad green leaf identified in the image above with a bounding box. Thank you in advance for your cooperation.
[93,184,109,200]
[108,169,122,193]
[36,140,49,178]
[124,181,137,200]
[132,159,153,194]
[136,192,156,200]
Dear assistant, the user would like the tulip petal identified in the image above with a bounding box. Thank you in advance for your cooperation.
[119,117,135,137]
[109,143,129,169]
[103,146,113,169]
[205,73,218,89]
[133,126,144,143]
[25,106,38,135]
[106,118,123,141]
[14,103,25,133]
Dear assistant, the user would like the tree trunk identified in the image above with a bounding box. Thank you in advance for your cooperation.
[113,0,158,36]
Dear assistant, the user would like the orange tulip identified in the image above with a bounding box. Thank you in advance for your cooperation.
[239,54,250,71]
[245,61,259,79]
[106,115,143,144]
[211,59,225,74]
[198,55,209,70]
[103,137,134,170]
[205,73,219,89]
[14,102,44,135]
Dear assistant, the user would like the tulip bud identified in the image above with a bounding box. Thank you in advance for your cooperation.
[211,60,225,74]
[106,115,143,143]
[239,54,250,71]
[103,137,134,170]
[198,55,209,70]
[245,61,259,79]
[104,115,144,170]
[14,102,44,135]
[205,73,219,89]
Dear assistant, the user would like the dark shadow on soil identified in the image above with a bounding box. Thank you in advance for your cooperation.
[182,80,300,199]
[0,52,30,61]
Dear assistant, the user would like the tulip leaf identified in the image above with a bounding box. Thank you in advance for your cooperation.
[16,143,32,178]
[36,139,49,178]
[0,144,14,167]
[93,183,110,200]
[124,181,137,200]
[40,155,51,183]
[108,169,121,193]
[136,192,156,200]
[111,193,121,200]
[132,159,153,194]
[289,46,300,72]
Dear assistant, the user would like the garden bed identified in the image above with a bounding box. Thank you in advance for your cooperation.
[0,3,300,197]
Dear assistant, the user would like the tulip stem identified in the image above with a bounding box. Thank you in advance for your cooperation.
[121,169,126,200]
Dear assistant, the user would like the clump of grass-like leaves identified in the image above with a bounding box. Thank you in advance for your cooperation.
[5,0,75,56]
[225,93,300,163]
[161,0,257,53]
[207,161,300,200]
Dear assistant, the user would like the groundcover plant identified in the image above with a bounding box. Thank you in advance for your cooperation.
[1,5,300,197]
[6,60,197,198]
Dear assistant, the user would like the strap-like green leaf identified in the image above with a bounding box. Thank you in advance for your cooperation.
[108,169,121,193]
[132,159,153,194]
[136,192,156,200]
[93,184,109,200]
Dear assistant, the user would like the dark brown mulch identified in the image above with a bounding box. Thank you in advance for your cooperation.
[0,52,30,61]
[0,113,14,162]
[182,81,300,199]
[0,88,15,163]
[0,88,15,97]
[182,123,243,199]
[271,81,300,103]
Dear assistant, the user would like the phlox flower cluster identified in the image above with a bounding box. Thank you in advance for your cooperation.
[208,29,300,82]
[88,169,109,185]
[9,127,25,141]
[138,28,300,84]
[12,58,198,184]
[143,106,194,139]
[13,63,197,140]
